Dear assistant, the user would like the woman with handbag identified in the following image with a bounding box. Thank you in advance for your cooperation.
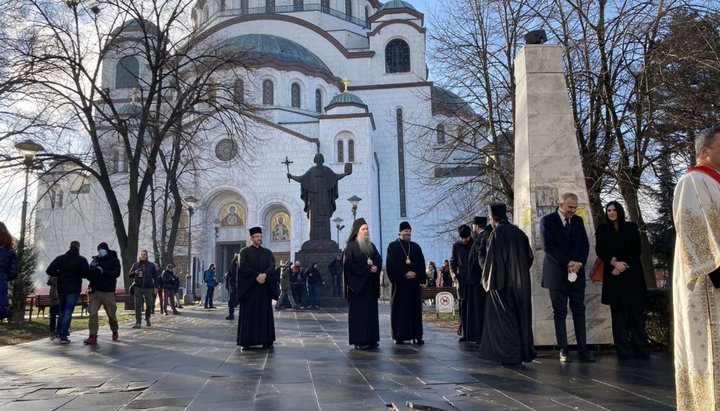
[595,201,650,359]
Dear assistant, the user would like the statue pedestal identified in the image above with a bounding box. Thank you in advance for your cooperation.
[295,240,346,307]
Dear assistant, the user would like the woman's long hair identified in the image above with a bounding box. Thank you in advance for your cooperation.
[604,201,627,229]
[0,222,15,250]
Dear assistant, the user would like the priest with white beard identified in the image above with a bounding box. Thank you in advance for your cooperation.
[343,218,383,350]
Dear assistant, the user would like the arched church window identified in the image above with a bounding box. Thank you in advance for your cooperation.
[234,79,244,105]
[345,0,353,20]
[321,0,329,13]
[337,140,344,163]
[240,0,248,14]
[315,89,322,113]
[437,123,446,144]
[348,139,355,162]
[219,0,226,12]
[385,39,410,73]
[115,56,140,89]
[294,0,303,12]
[262,79,274,105]
[291,83,301,108]
[265,0,275,13]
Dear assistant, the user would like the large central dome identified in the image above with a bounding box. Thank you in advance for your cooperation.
[221,34,334,81]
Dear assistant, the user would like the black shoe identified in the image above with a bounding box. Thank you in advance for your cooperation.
[560,348,572,363]
[393,339,406,345]
[262,344,274,349]
[225,315,234,320]
[356,344,371,350]
[459,337,467,342]
[579,351,595,363]
[240,345,251,351]
[414,339,425,345]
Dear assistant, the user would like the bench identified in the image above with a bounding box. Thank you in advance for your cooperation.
[35,294,52,317]
[421,286,458,303]
[116,291,134,310]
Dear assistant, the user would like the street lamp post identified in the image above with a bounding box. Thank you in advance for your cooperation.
[184,196,198,304]
[347,195,362,221]
[333,217,345,244]
[14,140,44,252]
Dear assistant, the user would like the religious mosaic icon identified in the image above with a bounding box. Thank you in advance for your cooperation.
[271,211,290,241]
[215,138,238,162]
[220,202,245,227]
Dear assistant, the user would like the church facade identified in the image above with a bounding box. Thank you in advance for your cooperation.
[33,0,470,284]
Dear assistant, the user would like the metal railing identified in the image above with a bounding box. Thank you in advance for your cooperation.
[209,3,369,29]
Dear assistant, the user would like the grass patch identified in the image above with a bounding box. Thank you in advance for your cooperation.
[423,311,460,331]
[0,312,135,346]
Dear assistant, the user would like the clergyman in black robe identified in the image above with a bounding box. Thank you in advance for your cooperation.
[479,203,536,365]
[237,227,279,350]
[343,218,383,350]
[465,220,490,344]
[451,223,474,341]
[386,221,427,344]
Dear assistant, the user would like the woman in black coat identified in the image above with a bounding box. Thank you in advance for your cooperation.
[595,201,650,359]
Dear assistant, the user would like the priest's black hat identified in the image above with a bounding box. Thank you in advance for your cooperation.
[473,216,487,226]
[249,226,262,236]
[488,203,507,218]
[399,221,412,231]
[458,224,471,238]
[347,218,368,243]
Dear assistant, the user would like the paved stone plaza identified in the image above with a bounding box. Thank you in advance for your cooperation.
[0,304,675,410]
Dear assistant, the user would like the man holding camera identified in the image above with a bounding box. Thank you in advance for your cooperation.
[129,250,159,328]
[83,242,121,344]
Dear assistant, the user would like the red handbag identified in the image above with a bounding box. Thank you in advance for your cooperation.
[590,259,604,283]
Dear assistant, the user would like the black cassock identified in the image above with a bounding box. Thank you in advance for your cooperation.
[465,226,492,343]
[386,239,427,341]
[237,245,278,347]
[479,221,536,364]
[344,240,382,346]
[450,239,473,337]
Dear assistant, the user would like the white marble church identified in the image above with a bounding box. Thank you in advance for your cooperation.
[33,0,474,283]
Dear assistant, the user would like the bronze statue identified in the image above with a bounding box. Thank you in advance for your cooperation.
[287,153,352,241]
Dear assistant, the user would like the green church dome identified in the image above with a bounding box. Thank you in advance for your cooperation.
[378,0,418,12]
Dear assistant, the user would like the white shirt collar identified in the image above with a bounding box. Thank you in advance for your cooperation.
[557,209,568,223]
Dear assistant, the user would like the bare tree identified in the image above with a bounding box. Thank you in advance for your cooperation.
[15,0,258,287]
[415,0,534,229]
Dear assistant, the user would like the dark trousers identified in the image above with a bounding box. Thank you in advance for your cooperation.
[49,305,60,334]
[228,288,238,317]
[134,287,154,324]
[549,286,588,351]
[205,286,215,308]
[332,275,342,297]
[291,284,303,305]
[610,305,650,357]
[157,289,164,313]
[307,283,319,307]
[57,292,80,339]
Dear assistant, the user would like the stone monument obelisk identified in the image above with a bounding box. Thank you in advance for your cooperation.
[513,44,611,345]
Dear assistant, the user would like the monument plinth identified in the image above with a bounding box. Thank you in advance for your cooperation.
[513,44,611,345]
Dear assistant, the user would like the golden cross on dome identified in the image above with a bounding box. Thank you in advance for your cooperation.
[341,76,351,93]
[130,87,138,104]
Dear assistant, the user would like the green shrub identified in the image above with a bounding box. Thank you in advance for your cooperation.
[645,288,672,353]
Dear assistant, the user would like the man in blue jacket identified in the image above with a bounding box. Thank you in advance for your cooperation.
[46,240,89,344]
[203,264,217,309]
[84,242,121,345]
[540,192,593,363]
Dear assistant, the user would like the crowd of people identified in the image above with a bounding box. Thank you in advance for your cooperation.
[0,128,717,411]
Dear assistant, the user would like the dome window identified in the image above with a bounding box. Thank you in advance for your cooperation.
[385,39,410,73]
[315,89,322,113]
[291,83,301,108]
[115,56,140,89]
[263,79,274,105]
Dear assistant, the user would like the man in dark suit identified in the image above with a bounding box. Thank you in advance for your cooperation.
[540,192,594,363]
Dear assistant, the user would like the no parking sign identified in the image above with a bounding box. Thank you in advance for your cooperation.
[436,291,454,314]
